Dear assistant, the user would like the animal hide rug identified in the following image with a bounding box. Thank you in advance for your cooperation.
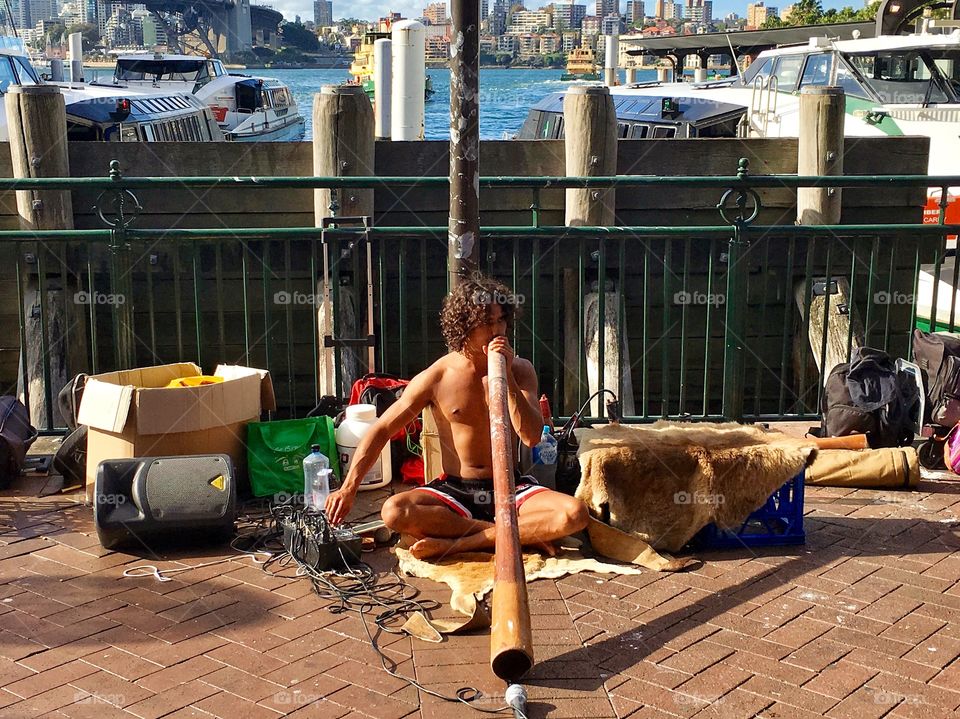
[576,421,817,553]
[395,546,644,616]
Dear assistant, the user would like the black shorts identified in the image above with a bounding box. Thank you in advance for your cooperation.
[414,474,549,523]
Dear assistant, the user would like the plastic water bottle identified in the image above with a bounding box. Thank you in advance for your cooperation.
[532,425,558,466]
[303,444,331,511]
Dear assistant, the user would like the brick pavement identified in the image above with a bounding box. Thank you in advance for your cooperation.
[1,456,960,718]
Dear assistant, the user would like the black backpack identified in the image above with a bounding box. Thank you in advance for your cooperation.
[53,374,88,490]
[912,329,960,427]
[822,347,920,449]
[0,396,38,488]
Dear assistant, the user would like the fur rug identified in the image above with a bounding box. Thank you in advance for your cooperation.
[395,546,644,616]
[576,421,817,553]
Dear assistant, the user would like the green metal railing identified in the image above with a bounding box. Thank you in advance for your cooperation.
[4,159,959,432]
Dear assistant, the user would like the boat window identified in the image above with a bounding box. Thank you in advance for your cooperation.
[142,125,154,141]
[800,53,832,87]
[116,59,205,82]
[741,56,772,85]
[834,59,870,99]
[66,121,99,141]
[771,55,804,91]
[630,124,648,138]
[651,126,675,138]
[211,61,226,77]
[0,58,18,93]
[617,122,630,139]
[845,50,952,104]
[12,57,39,85]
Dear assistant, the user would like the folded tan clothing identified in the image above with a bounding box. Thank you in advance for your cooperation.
[806,447,918,489]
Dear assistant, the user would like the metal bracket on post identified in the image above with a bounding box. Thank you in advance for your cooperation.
[319,215,376,395]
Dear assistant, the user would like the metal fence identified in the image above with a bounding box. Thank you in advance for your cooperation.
[4,159,959,432]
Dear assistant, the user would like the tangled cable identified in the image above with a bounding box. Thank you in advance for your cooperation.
[255,501,523,716]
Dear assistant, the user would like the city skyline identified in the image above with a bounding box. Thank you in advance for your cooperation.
[285,0,862,26]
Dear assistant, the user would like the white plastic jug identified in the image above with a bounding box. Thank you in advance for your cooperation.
[336,404,392,491]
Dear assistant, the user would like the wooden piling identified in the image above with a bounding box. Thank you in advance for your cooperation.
[563,85,617,415]
[313,85,374,396]
[797,86,844,225]
[6,86,77,429]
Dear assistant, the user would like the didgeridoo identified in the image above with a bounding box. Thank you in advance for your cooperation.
[487,346,534,682]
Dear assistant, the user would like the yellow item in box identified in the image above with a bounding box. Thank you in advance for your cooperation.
[165,375,224,388]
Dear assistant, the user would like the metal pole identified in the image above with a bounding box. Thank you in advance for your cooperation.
[448,0,481,290]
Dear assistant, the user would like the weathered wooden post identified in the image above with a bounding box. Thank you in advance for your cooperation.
[6,85,78,429]
[563,86,619,415]
[448,0,481,289]
[313,85,375,396]
[797,86,844,226]
[795,86,857,387]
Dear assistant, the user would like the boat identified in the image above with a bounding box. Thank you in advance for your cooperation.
[348,30,435,100]
[561,45,600,81]
[95,53,306,142]
[519,22,960,229]
[0,37,221,142]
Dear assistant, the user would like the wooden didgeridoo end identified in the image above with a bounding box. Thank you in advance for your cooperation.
[487,345,534,682]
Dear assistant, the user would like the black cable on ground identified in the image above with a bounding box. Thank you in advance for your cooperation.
[239,500,525,717]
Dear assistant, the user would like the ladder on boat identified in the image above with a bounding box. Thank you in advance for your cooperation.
[743,75,779,138]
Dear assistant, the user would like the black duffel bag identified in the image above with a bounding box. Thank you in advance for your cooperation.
[822,347,920,449]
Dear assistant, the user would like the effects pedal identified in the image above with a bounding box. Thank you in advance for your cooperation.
[279,508,362,571]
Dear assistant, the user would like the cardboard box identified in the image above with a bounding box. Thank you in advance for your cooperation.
[78,362,275,501]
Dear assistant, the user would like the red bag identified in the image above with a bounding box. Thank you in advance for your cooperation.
[348,373,423,482]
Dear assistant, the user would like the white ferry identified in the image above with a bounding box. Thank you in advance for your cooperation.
[519,23,959,218]
[0,38,221,142]
[97,54,306,142]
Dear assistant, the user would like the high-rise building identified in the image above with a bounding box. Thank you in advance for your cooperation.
[601,12,624,34]
[314,0,333,27]
[507,9,553,33]
[595,0,617,17]
[626,0,644,23]
[490,0,509,33]
[685,0,711,23]
[482,0,488,18]
[423,2,447,24]
[552,2,586,30]
[746,1,776,27]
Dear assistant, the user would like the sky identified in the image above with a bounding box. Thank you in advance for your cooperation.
[271,0,865,26]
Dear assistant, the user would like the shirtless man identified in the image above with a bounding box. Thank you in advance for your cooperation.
[324,276,589,560]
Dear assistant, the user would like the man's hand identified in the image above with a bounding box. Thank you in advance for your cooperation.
[486,335,515,371]
[325,488,354,525]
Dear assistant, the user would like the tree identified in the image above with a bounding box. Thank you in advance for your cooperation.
[67,23,99,46]
[786,0,824,25]
[761,15,783,28]
[280,21,320,53]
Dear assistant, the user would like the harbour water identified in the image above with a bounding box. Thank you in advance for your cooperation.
[85,65,655,141]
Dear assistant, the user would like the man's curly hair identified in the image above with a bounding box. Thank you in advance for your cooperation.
[440,276,520,352]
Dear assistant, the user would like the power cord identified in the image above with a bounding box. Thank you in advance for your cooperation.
[255,501,524,715]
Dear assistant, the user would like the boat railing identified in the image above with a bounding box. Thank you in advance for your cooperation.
[3,161,959,429]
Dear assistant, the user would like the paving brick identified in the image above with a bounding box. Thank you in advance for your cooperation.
[900,631,960,668]
[658,640,733,675]
[324,682,417,719]
[689,687,774,719]
[740,674,838,715]
[801,659,877,701]
[69,669,154,707]
[1,684,86,718]
[193,690,283,718]
[80,647,164,681]
[4,659,99,699]
[879,613,947,645]
[136,655,224,693]
[763,617,833,649]
[200,665,288,702]
[784,637,851,672]
[674,661,752,703]
[125,678,220,719]
[609,677,701,718]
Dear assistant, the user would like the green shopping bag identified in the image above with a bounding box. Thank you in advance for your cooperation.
[246,416,340,498]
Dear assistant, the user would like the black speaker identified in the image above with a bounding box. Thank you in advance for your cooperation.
[94,455,237,550]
